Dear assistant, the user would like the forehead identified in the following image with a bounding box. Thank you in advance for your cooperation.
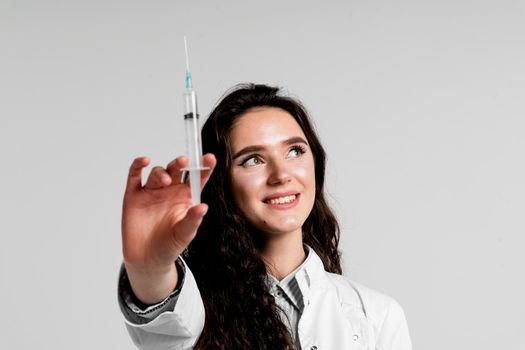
[230,107,306,150]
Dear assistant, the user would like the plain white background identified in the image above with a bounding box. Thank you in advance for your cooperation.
[1,0,524,349]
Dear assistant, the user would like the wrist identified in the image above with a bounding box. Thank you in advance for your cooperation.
[125,261,178,305]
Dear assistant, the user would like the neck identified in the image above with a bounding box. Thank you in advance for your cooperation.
[259,229,305,281]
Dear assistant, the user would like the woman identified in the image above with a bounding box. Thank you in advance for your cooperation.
[118,84,412,349]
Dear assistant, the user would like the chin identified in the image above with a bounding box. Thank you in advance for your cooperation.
[257,220,305,236]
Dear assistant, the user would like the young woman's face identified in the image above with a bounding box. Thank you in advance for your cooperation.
[229,107,316,237]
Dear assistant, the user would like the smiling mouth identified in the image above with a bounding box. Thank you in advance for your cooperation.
[263,193,300,209]
[265,194,297,204]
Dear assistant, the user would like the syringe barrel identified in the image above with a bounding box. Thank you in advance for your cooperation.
[183,89,203,205]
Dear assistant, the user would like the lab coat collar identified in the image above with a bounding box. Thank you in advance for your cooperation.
[294,245,329,305]
[265,245,329,307]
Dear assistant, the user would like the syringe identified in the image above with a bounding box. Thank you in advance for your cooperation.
[182,36,207,205]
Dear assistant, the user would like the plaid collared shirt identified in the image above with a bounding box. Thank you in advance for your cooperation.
[266,255,309,349]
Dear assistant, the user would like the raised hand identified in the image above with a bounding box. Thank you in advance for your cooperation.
[121,154,216,303]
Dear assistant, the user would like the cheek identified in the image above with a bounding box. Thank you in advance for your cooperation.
[293,164,312,181]
[293,158,316,189]
[231,170,267,204]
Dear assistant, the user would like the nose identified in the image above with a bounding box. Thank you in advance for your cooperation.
[267,158,292,185]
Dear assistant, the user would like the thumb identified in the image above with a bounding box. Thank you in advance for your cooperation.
[171,204,208,248]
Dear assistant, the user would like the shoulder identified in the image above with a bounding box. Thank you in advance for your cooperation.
[325,272,409,331]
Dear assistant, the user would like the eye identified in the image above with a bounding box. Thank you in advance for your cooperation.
[287,145,306,158]
[240,155,262,167]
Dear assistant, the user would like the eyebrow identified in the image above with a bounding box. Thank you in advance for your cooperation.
[232,136,309,160]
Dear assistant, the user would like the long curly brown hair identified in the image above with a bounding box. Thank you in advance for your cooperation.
[185,84,342,349]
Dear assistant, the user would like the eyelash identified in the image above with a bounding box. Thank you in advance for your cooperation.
[289,145,307,156]
[239,145,307,167]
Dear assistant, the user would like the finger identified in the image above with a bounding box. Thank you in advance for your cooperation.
[170,204,209,246]
[127,157,150,192]
[166,156,189,184]
[144,166,172,190]
[200,153,217,189]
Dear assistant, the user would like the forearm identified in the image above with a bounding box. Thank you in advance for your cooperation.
[118,258,205,349]
[125,262,179,304]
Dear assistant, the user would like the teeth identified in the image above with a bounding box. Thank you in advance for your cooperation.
[268,195,296,205]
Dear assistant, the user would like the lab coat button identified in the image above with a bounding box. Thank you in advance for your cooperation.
[352,334,359,341]
[310,346,317,350]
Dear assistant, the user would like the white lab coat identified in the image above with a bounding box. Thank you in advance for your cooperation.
[122,250,412,350]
